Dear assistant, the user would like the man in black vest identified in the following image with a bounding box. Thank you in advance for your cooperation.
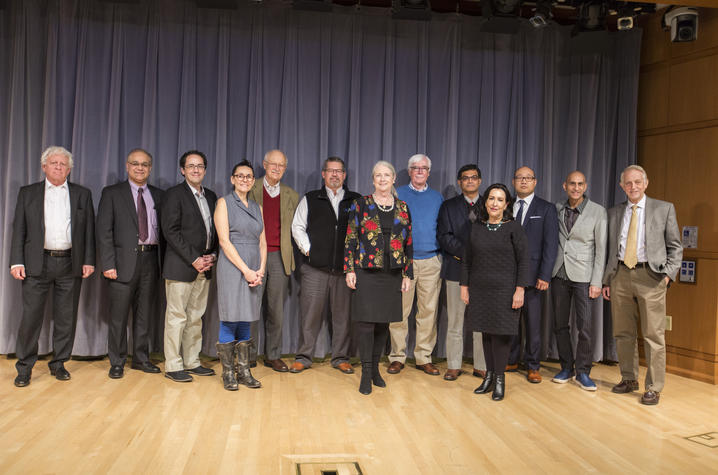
[289,157,361,374]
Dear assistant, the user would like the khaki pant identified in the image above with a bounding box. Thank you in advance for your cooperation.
[390,255,441,366]
[445,280,485,371]
[610,265,667,392]
[164,274,209,372]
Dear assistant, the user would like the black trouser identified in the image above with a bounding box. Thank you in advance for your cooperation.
[16,255,81,375]
[356,322,389,365]
[508,286,542,370]
[107,249,160,367]
[551,277,593,374]
[482,333,512,376]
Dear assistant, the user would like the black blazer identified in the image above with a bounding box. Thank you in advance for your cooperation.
[520,195,559,284]
[10,180,95,277]
[437,194,476,282]
[160,181,218,282]
[96,180,165,282]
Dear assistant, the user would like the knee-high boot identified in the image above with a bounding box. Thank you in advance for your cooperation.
[216,341,238,391]
[236,339,261,388]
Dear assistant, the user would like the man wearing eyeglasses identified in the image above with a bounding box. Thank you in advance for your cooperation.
[10,146,95,387]
[248,149,299,372]
[388,154,444,376]
[289,157,361,374]
[96,149,165,379]
[160,150,218,382]
[508,166,558,383]
[437,164,486,381]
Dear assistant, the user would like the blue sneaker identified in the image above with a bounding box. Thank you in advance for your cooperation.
[551,369,574,384]
[575,373,597,391]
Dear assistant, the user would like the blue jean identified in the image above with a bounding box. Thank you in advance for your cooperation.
[219,321,251,343]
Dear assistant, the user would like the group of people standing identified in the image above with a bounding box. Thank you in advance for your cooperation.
[9,146,682,406]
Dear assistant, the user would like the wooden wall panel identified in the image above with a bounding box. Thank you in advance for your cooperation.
[640,13,669,66]
[637,134,667,198]
[638,66,669,130]
[667,55,718,125]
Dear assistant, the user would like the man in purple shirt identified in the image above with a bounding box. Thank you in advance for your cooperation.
[96,149,165,379]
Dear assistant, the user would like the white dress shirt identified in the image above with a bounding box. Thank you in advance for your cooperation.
[291,187,345,255]
[263,178,280,198]
[44,178,72,250]
[513,192,534,225]
[619,195,647,263]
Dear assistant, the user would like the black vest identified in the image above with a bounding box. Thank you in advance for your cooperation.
[306,186,361,273]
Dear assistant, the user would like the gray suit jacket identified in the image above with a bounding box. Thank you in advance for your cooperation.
[552,198,607,288]
[602,196,683,285]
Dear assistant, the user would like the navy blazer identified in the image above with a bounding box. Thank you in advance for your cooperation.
[519,195,559,285]
[437,194,476,282]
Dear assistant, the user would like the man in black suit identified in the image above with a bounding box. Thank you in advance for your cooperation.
[437,164,486,381]
[161,150,218,382]
[9,146,95,387]
[507,166,558,383]
[97,149,164,379]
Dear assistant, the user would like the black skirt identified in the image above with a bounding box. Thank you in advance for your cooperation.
[351,267,402,323]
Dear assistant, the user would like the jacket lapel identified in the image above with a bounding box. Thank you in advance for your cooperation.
[122,181,139,230]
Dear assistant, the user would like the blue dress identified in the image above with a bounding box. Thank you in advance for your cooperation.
[217,192,263,322]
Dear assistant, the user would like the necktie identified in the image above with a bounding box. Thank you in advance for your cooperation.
[468,201,477,223]
[624,204,638,269]
[138,187,148,242]
[516,200,525,225]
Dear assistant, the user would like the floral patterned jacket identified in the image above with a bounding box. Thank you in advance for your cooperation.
[344,195,413,278]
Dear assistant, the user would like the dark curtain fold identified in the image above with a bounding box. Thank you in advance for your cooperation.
[0,0,639,362]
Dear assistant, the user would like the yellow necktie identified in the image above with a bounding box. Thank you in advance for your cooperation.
[624,204,638,269]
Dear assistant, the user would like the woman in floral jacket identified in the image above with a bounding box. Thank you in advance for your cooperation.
[345,160,413,395]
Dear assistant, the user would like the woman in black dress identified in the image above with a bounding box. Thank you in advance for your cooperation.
[460,183,530,401]
[344,161,413,395]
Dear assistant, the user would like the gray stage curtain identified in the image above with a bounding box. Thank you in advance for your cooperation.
[0,0,639,363]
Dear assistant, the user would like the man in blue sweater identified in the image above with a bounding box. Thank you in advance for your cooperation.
[388,154,444,375]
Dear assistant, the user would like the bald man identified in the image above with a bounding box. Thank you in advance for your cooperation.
[550,171,607,391]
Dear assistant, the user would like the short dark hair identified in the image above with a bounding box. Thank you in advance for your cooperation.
[232,160,254,176]
[457,164,481,181]
[179,150,208,168]
[478,183,514,222]
[323,156,345,171]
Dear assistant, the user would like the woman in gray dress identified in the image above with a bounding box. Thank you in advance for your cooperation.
[214,160,267,391]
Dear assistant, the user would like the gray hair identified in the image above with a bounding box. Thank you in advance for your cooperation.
[127,148,153,165]
[619,164,648,185]
[41,146,74,169]
[264,149,287,164]
[407,153,431,170]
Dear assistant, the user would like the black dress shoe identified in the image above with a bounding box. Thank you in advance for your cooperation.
[14,374,31,387]
[187,365,215,376]
[131,361,161,374]
[109,365,124,379]
[50,365,71,381]
[165,370,193,382]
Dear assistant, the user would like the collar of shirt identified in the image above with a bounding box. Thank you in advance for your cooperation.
[264,177,280,198]
[515,192,534,210]
[408,182,428,192]
[565,195,589,214]
[626,194,646,211]
[45,178,68,191]
[129,179,144,195]
[463,194,479,205]
[326,186,345,200]
[186,181,204,197]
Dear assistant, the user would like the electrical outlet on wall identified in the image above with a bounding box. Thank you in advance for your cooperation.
[666,315,673,331]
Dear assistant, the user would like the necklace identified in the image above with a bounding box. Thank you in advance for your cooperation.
[486,221,503,231]
[373,194,395,212]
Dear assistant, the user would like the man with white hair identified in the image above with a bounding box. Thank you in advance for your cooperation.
[388,154,444,376]
[9,146,96,387]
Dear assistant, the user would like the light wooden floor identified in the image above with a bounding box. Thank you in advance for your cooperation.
[1,356,717,474]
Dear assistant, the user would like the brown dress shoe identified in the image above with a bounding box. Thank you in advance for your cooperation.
[473,369,486,378]
[611,379,639,394]
[527,369,542,383]
[444,369,462,381]
[505,363,518,372]
[264,359,289,372]
[640,390,660,405]
[335,362,354,374]
[387,361,404,374]
[289,361,306,373]
[416,362,440,375]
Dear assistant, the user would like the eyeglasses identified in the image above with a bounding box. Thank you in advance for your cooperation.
[184,164,206,170]
[460,175,480,182]
[323,168,345,175]
[128,161,151,168]
[410,166,430,173]
[514,176,535,182]
[264,161,286,169]
[233,174,254,181]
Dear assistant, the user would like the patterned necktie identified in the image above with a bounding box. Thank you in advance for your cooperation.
[516,200,525,225]
[624,204,638,269]
[468,201,477,223]
[138,187,148,242]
